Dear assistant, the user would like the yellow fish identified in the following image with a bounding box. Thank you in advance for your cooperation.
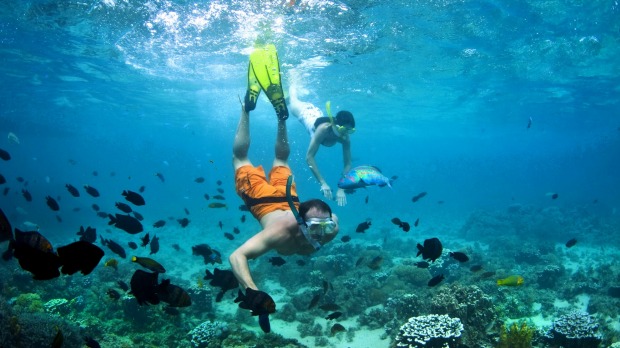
[104,258,118,270]
[497,275,524,286]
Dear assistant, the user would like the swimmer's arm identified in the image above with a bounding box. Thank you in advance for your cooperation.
[229,230,278,290]
[306,126,328,186]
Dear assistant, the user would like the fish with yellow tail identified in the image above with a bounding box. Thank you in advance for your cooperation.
[497,275,524,286]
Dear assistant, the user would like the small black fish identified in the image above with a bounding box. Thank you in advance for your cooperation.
[368,256,383,270]
[325,311,342,320]
[412,192,427,203]
[224,232,234,240]
[204,193,210,200]
[355,257,365,267]
[330,323,346,335]
[449,251,469,263]
[52,328,63,348]
[117,280,130,292]
[2,187,9,196]
[55,215,62,223]
[218,221,223,230]
[341,235,351,243]
[92,204,100,212]
[0,173,5,185]
[46,196,60,211]
[239,204,250,211]
[129,269,160,305]
[217,188,224,194]
[565,238,577,248]
[364,195,369,204]
[84,185,100,197]
[470,265,483,272]
[100,237,127,258]
[269,256,286,266]
[414,218,419,227]
[178,218,190,228]
[308,294,321,309]
[240,215,246,223]
[123,190,145,206]
[155,172,165,182]
[428,274,445,287]
[216,180,222,186]
[22,189,32,202]
[83,336,101,348]
[96,211,108,218]
[157,279,192,307]
[355,220,371,233]
[133,211,144,221]
[233,227,240,234]
[92,170,98,176]
[205,268,239,301]
[153,220,166,228]
[128,242,138,250]
[0,148,10,161]
[150,235,160,255]
[401,222,411,232]
[527,116,532,129]
[108,214,143,234]
[172,244,181,251]
[16,176,25,183]
[414,261,430,268]
[417,237,443,262]
[115,202,133,213]
[551,193,559,200]
[139,185,145,193]
[212,194,225,200]
[194,177,205,183]
[391,217,402,226]
[76,226,97,243]
[184,207,190,215]
[66,184,80,197]
[107,288,121,300]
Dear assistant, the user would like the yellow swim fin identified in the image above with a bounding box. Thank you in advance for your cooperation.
[248,44,289,120]
[244,60,261,112]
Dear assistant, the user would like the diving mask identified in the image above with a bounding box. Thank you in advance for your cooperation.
[333,124,355,135]
[305,217,337,240]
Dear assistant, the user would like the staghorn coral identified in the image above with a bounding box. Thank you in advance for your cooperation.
[392,314,463,348]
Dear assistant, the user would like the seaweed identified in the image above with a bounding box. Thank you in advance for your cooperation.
[497,321,534,348]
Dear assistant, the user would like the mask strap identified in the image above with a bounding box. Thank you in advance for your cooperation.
[286,175,321,251]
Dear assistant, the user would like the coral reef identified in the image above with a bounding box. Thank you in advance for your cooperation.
[187,320,229,348]
[392,314,463,348]
[543,311,602,347]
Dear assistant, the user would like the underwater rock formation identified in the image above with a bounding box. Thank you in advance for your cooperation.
[187,320,229,348]
[393,314,463,348]
[543,311,602,347]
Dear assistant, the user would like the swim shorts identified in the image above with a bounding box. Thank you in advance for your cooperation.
[235,165,299,220]
[294,102,323,136]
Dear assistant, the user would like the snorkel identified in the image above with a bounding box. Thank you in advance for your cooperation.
[286,175,322,251]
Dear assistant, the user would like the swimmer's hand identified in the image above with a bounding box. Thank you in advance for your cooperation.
[336,188,347,207]
[320,183,333,200]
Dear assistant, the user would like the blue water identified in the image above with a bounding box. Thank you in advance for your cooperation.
[1,0,619,346]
